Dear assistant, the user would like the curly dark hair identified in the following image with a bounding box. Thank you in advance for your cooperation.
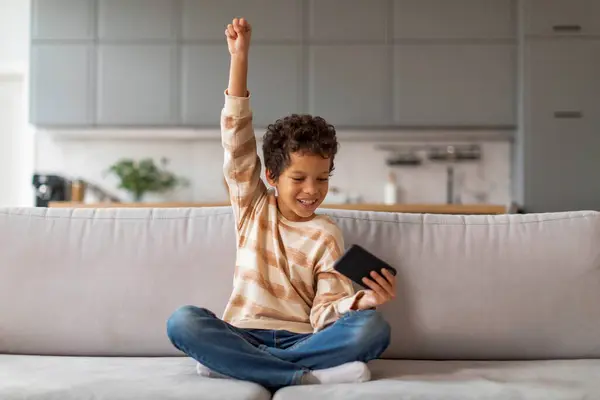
[262,114,338,182]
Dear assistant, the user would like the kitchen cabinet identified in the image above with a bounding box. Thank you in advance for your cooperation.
[181,45,229,126]
[308,45,391,127]
[97,45,178,125]
[526,116,600,212]
[245,45,305,127]
[182,0,303,42]
[31,0,94,40]
[522,39,600,212]
[394,0,515,39]
[30,44,94,125]
[309,0,389,42]
[522,0,600,36]
[181,45,304,127]
[394,44,516,126]
[29,0,521,130]
[97,0,177,40]
[526,40,599,120]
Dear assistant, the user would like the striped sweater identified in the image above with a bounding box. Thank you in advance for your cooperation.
[220,91,365,333]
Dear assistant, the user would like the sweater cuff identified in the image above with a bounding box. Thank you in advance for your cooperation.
[223,89,251,117]
[336,290,367,314]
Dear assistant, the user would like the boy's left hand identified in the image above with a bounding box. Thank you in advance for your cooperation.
[355,269,397,310]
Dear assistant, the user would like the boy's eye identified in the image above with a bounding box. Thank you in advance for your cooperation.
[290,176,329,182]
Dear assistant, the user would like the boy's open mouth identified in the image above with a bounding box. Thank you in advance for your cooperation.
[297,199,318,207]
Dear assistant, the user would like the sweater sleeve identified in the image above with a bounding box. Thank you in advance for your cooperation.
[310,227,366,331]
[221,90,267,229]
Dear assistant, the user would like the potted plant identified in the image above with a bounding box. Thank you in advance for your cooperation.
[105,157,189,202]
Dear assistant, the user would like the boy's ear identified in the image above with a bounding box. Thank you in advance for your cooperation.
[265,169,277,186]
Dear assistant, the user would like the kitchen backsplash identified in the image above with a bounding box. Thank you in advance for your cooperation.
[35,130,512,205]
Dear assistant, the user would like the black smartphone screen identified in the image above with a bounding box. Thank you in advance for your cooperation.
[333,244,397,288]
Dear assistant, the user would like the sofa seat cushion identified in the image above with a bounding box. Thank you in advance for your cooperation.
[273,359,600,400]
[0,355,270,400]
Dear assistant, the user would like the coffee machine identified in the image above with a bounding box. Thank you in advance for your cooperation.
[32,174,69,207]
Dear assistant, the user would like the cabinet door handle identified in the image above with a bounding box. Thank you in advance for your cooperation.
[552,25,582,32]
[554,111,583,119]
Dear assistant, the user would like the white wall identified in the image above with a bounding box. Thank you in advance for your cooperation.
[0,77,26,205]
[36,130,512,205]
[0,0,29,72]
[0,0,35,206]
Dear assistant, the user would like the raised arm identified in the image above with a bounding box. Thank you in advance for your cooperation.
[226,18,249,97]
[222,18,267,229]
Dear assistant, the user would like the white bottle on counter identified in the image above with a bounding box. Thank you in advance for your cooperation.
[384,172,398,205]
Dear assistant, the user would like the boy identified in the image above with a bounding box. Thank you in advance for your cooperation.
[167,17,396,391]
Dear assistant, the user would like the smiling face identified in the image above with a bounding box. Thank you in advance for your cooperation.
[267,151,331,222]
[262,114,338,222]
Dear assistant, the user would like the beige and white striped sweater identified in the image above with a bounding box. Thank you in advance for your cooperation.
[220,91,365,333]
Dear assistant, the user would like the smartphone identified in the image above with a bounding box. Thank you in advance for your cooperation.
[333,244,397,288]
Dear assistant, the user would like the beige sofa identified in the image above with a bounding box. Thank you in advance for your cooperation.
[1,206,599,399]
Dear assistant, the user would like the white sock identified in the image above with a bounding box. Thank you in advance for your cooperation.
[301,361,371,385]
[196,362,232,379]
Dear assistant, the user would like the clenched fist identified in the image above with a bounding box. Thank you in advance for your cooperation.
[225,18,251,57]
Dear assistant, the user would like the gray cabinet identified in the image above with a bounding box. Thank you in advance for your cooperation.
[31,0,94,40]
[394,0,515,39]
[525,116,600,212]
[526,40,599,119]
[29,0,521,130]
[309,0,389,42]
[98,0,177,40]
[30,44,94,125]
[97,45,178,125]
[394,44,516,126]
[181,45,230,125]
[246,45,305,127]
[523,0,600,36]
[182,0,303,42]
[308,45,391,127]
[522,39,600,212]
[181,45,303,127]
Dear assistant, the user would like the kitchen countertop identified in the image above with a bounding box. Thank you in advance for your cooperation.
[48,201,508,214]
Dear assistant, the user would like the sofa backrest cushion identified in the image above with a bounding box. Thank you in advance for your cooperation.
[0,207,599,360]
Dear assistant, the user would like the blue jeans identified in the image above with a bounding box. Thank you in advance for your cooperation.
[166,306,391,391]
